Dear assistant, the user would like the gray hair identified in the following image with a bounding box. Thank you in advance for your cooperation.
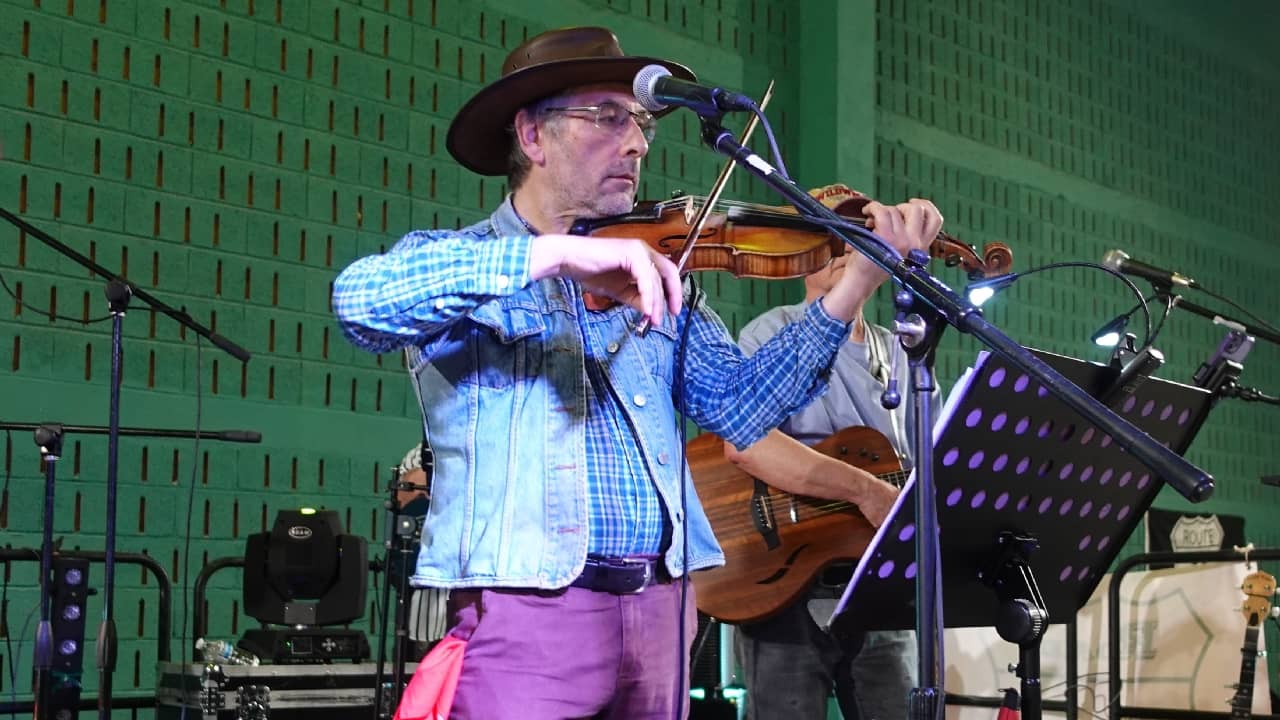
[397,443,425,474]
[506,94,568,190]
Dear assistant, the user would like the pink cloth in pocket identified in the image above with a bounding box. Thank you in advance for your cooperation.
[393,636,466,720]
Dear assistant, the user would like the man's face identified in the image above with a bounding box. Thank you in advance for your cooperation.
[806,253,851,296]
[532,84,652,218]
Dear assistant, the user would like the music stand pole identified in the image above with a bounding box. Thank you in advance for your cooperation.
[891,286,948,720]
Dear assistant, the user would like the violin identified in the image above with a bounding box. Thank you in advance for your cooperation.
[570,190,1013,282]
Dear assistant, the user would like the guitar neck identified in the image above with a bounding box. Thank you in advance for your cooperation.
[774,468,911,518]
[1230,624,1261,718]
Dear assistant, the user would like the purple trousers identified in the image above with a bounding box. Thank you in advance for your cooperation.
[444,581,697,719]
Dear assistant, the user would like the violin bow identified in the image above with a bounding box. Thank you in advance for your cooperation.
[636,80,774,336]
[670,79,775,275]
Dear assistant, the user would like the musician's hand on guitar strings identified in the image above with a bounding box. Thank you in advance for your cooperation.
[852,471,900,528]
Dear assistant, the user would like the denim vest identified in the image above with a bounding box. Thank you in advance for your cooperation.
[407,201,724,590]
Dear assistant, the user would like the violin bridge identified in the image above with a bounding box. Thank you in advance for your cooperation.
[682,195,695,225]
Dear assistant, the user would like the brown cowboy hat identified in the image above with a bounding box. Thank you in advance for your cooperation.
[445,26,695,176]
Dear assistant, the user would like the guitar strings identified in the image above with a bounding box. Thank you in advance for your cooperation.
[703,468,914,534]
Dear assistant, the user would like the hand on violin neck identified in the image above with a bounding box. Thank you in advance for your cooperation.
[818,197,944,323]
[529,234,683,325]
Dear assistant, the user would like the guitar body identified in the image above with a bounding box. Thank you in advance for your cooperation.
[688,426,902,624]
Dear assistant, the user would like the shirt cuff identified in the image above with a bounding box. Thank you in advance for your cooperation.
[805,296,855,347]
[471,234,535,296]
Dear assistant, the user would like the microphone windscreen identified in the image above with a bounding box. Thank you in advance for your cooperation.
[1101,248,1128,271]
[633,64,671,113]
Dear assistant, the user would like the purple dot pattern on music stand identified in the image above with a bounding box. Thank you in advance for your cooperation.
[994,492,1009,510]
[947,489,963,507]
[1079,535,1092,551]
[1059,463,1074,480]
[905,562,917,580]
[899,524,915,542]
[1038,497,1053,514]
[966,409,983,427]
[1060,565,1073,582]
[991,413,1008,431]
[971,490,987,509]
[968,451,985,470]
[1014,374,1030,392]
[1016,457,1031,474]
[879,560,895,579]
[993,454,1008,472]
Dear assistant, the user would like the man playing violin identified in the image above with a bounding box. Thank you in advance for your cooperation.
[726,202,937,719]
[332,25,941,719]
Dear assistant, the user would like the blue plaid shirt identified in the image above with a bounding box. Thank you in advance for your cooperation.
[334,196,851,561]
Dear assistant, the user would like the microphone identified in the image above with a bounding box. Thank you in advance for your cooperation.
[632,64,756,116]
[1101,249,1197,288]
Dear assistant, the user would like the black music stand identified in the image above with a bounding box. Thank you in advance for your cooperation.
[828,348,1214,719]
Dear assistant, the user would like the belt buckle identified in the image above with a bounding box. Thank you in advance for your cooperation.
[611,557,652,594]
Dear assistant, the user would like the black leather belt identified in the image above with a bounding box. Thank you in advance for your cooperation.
[570,556,668,594]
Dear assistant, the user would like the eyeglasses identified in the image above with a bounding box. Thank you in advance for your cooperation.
[540,101,657,142]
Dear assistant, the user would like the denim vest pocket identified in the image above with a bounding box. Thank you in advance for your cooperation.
[464,297,547,389]
[638,312,678,386]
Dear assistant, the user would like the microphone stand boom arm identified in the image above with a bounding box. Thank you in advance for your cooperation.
[699,121,1213,504]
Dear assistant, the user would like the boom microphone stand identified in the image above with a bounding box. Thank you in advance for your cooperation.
[1,420,259,720]
[0,207,252,719]
[690,114,1214,720]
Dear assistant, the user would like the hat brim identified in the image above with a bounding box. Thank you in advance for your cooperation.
[446,57,696,176]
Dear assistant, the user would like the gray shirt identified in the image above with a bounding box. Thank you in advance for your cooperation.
[739,302,924,622]
[738,303,917,469]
